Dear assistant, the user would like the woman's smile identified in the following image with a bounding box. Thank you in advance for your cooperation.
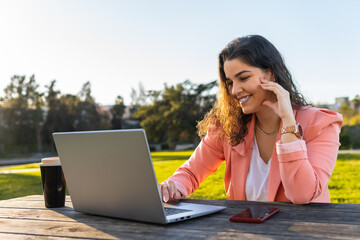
[239,95,251,105]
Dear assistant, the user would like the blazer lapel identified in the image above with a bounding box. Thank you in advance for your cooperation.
[231,115,255,200]
[267,128,282,201]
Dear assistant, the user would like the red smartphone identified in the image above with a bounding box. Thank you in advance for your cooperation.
[229,206,280,223]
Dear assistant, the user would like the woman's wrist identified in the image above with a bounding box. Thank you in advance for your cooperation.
[281,114,296,127]
[280,113,298,143]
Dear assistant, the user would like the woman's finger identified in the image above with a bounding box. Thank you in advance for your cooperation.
[160,183,170,202]
[174,190,182,199]
[260,78,294,119]
[260,80,286,96]
[168,180,177,198]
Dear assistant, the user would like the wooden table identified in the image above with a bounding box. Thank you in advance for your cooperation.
[0,195,359,239]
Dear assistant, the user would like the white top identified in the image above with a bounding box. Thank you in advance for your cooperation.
[245,135,271,201]
[39,157,61,166]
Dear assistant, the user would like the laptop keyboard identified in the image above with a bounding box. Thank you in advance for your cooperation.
[164,207,192,216]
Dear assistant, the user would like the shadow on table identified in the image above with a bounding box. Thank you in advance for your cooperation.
[50,199,360,240]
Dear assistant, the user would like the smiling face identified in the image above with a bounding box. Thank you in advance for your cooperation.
[223,58,274,114]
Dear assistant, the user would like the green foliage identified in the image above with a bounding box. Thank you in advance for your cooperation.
[42,80,69,147]
[340,125,360,149]
[1,75,44,153]
[340,102,353,121]
[337,153,360,160]
[1,77,112,153]
[74,82,101,131]
[134,80,218,147]
[337,95,360,126]
[111,96,126,129]
[339,128,351,150]
[335,95,360,148]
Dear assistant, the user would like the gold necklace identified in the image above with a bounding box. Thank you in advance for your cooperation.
[256,123,279,136]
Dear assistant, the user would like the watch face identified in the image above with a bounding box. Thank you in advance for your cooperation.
[298,124,303,137]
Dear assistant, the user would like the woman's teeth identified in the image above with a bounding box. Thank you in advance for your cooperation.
[240,95,250,103]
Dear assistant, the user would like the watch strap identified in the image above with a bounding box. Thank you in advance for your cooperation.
[281,124,302,139]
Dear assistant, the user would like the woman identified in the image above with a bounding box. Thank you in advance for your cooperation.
[160,35,343,204]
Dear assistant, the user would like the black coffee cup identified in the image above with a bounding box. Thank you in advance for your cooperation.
[40,157,66,208]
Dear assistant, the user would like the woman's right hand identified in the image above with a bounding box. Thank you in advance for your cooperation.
[159,180,183,202]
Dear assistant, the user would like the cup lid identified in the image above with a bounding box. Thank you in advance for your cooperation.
[39,157,61,166]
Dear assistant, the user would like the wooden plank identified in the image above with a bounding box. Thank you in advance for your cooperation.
[1,217,358,240]
[2,201,359,227]
[289,222,360,240]
[1,206,359,240]
[0,232,107,240]
[3,195,360,213]
[0,218,116,239]
[0,195,359,240]
[0,196,73,209]
[184,199,360,213]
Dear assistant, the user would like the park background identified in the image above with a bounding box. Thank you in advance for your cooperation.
[0,1,359,203]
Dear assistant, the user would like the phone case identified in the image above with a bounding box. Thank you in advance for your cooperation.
[229,206,280,223]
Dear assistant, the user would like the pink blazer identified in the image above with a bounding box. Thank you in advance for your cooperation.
[167,107,343,204]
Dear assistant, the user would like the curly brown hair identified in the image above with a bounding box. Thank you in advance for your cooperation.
[197,35,310,146]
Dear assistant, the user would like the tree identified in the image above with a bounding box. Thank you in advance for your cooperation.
[0,103,6,154]
[58,94,80,131]
[352,95,360,113]
[134,80,217,148]
[130,82,147,107]
[74,81,100,130]
[339,128,351,149]
[111,95,126,129]
[42,80,76,149]
[340,102,354,124]
[2,75,44,153]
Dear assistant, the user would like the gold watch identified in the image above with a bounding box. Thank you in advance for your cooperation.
[280,123,303,139]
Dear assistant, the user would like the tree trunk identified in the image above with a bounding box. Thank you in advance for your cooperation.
[36,128,42,152]
[0,143,4,154]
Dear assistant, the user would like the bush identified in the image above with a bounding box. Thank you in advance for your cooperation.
[341,125,360,149]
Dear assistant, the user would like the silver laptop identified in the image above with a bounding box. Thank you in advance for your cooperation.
[53,129,226,224]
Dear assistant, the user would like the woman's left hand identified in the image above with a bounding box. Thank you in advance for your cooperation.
[260,78,295,123]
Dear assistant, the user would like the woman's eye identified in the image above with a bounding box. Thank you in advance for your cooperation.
[240,76,250,81]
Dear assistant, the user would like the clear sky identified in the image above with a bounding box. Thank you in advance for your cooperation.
[0,0,359,106]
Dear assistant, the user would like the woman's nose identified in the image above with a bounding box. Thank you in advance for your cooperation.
[231,81,243,97]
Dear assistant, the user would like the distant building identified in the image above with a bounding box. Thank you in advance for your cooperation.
[96,104,140,129]
[350,97,360,114]
[328,97,349,112]
[96,105,112,128]
[122,105,141,129]
[96,105,112,119]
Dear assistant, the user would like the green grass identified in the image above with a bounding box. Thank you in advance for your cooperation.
[0,172,43,200]
[154,159,227,200]
[151,150,194,162]
[0,163,40,170]
[329,153,360,204]
[0,151,359,204]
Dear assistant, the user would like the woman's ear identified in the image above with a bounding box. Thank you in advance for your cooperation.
[266,68,275,81]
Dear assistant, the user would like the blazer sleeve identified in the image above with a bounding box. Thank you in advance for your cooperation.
[164,127,225,197]
[276,108,343,204]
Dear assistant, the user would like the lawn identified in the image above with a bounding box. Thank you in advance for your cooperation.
[0,151,359,204]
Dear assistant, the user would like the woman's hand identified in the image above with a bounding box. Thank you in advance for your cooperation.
[159,180,184,203]
[260,78,295,124]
